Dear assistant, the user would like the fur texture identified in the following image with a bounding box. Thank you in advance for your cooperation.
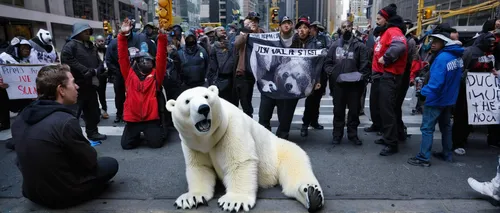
[166,86,324,212]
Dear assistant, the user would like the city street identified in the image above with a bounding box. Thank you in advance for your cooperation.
[0,83,499,212]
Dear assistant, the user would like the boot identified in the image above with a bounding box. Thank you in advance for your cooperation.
[88,132,107,141]
[101,109,109,119]
[300,125,308,137]
[114,116,122,123]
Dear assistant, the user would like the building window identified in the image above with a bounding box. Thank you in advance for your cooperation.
[98,0,114,22]
[72,0,93,20]
[119,2,135,21]
[0,0,24,7]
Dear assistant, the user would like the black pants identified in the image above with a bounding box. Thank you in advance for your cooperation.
[164,81,183,127]
[233,76,255,117]
[217,75,234,103]
[303,74,327,126]
[379,72,400,146]
[0,89,9,128]
[29,157,119,209]
[258,94,299,138]
[333,82,364,139]
[369,77,382,130]
[121,120,165,150]
[360,83,367,114]
[114,74,126,118]
[77,87,101,135]
[97,76,107,111]
[396,69,411,140]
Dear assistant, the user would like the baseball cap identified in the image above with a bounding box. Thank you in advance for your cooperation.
[280,16,292,25]
[295,16,311,29]
[246,11,260,21]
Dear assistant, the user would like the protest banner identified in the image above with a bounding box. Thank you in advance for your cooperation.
[466,72,500,125]
[245,33,325,99]
[0,64,45,100]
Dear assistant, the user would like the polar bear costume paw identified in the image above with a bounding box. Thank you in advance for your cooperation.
[174,192,210,209]
[299,184,324,213]
[218,192,256,212]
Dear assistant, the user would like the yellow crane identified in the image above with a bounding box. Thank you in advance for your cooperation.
[416,0,500,36]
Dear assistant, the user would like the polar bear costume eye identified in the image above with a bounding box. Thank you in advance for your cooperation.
[186,100,190,104]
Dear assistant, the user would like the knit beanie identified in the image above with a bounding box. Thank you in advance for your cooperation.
[378,4,398,20]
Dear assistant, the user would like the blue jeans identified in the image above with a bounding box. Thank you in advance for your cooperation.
[416,106,453,162]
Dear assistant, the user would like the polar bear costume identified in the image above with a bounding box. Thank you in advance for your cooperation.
[29,29,58,64]
[166,86,324,212]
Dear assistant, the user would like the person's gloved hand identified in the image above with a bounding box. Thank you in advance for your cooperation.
[84,68,96,79]
[96,64,108,78]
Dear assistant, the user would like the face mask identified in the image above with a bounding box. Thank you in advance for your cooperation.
[136,58,153,73]
[186,38,196,47]
[343,30,352,40]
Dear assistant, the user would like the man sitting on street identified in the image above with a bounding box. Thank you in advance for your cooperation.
[11,64,119,209]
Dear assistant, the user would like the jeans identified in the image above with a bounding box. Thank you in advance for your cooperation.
[416,105,453,162]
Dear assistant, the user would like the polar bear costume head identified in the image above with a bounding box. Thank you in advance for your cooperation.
[166,86,226,138]
[37,29,53,45]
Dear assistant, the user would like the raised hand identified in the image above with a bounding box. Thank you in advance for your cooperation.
[120,18,132,35]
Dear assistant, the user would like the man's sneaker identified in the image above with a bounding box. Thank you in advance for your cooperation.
[407,157,431,167]
[374,139,386,145]
[348,137,362,146]
[468,177,500,201]
[3,138,15,150]
[454,148,466,155]
[88,133,107,141]
[332,136,342,145]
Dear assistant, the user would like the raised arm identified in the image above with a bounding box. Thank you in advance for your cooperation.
[117,34,131,80]
[155,31,168,86]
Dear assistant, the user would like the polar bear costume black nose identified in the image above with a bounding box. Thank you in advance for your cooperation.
[285,83,293,91]
[198,104,210,117]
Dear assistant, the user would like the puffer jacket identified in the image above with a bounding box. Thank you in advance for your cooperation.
[324,35,370,83]
[178,44,209,87]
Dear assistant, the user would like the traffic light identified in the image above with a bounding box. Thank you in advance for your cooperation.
[103,20,108,31]
[156,0,172,29]
[424,9,432,19]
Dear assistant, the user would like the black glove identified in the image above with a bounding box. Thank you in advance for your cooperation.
[96,64,108,78]
[84,68,96,79]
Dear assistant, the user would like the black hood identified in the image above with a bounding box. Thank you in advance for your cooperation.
[473,32,496,52]
[21,100,75,125]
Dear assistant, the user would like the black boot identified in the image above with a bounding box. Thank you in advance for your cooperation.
[348,137,363,146]
[379,145,398,156]
[364,125,380,133]
[114,116,122,123]
[310,123,324,130]
[88,132,107,141]
[300,125,308,137]
[3,138,14,150]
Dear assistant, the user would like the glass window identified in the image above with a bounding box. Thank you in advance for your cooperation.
[72,0,93,20]
[119,2,134,21]
[98,0,114,22]
[0,0,24,7]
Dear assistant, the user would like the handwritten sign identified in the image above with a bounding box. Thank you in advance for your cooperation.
[248,32,280,41]
[254,44,325,57]
[466,72,500,125]
[0,64,44,100]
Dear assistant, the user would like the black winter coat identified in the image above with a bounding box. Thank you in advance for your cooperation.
[324,36,370,83]
[61,40,101,91]
[11,100,99,208]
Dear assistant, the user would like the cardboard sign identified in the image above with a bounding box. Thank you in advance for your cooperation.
[0,64,45,100]
[466,72,500,125]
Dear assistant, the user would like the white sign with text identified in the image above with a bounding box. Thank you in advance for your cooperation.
[466,72,500,125]
[0,64,44,100]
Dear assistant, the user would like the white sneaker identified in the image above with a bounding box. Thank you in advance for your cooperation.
[468,177,500,201]
[454,148,466,155]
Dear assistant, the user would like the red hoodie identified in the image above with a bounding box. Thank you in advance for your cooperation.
[372,27,408,75]
[118,33,167,122]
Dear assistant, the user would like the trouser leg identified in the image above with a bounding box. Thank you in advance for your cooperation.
[80,90,101,135]
[114,74,125,119]
[369,78,382,129]
[258,94,276,131]
[143,120,165,148]
[452,82,471,149]
[346,83,363,139]
[333,84,347,138]
[97,76,107,111]
[396,69,411,140]
[276,98,299,139]
[121,122,142,150]
[379,73,399,147]
[0,89,10,128]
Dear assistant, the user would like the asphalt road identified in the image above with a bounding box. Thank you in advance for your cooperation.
[0,83,499,212]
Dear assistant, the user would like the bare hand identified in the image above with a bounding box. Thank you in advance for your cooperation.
[0,83,9,89]
[158,28,167,34]
[378,57,385,65]
[492,70,499,77]
[314,83,321,90]
[120,18,132,35]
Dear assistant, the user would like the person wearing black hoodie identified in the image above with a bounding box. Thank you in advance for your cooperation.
[178,31,209,89]
[11,64,118,209]
[452,32,500,155]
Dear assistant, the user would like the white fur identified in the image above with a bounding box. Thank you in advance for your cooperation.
[37,29,53,45]
[260,79,278,93]
[167,86,324,212]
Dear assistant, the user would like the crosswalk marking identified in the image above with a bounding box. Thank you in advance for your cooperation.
[0,85,427,140]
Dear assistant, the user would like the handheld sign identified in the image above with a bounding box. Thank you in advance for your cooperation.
[0,64,45,100]
[466,72,500,125]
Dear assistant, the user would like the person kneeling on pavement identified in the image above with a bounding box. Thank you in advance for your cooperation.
[11,64,119,209]
[118,19,167,150]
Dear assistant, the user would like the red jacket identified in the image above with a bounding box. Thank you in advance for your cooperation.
[118,33,167,123]
[372,27,408,75]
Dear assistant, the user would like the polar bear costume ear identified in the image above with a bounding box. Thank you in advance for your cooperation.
[166,99,176,112]
[208,85,219,96]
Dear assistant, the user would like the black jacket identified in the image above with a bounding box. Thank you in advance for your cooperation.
[11,100,98,207]
[178,44,209,87]
[207,40,236,87]
[61,40,101,89]
[324,36,370,83]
